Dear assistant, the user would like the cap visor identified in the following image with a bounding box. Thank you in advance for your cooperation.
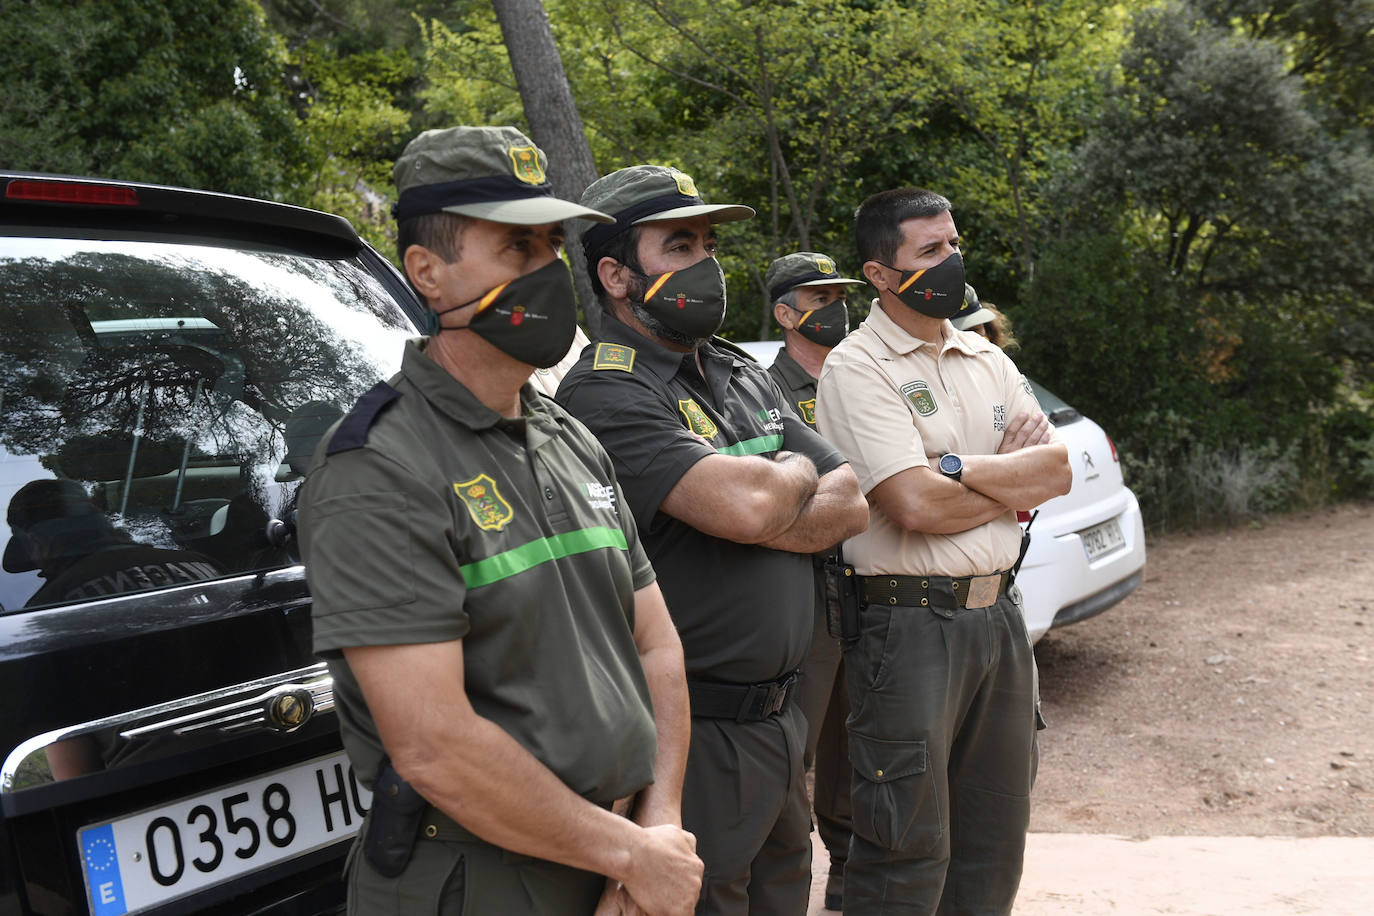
[632,203,755,225]
[444,197,614,225]
[792,277,866,289]
[952,308,994,330]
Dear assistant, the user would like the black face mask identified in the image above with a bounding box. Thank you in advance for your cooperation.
[790,298,849,347]
[431,258,577,369]
[633,256,727,340]
[882,250,966,320]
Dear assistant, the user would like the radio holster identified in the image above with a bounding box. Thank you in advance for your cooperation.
[823,548,861,643]
[363,757,427,878]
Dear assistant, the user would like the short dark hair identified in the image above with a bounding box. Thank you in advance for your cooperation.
[589,225,643,307]
[396,212,470,299]
[854,188,952,266]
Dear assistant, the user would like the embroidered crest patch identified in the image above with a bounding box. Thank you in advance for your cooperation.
[672,170,698,197]
[678,398,719,439]
[797,398,817,426]
[509,146,545,185]
[455,474,514,531]
[814,256,835,275]
[592,341,636,372]
[900,380,938,417]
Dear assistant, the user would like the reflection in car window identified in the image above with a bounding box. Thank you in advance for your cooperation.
[0,237,412,612]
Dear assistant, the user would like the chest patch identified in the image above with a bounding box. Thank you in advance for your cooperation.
[455,474,514,531]
[678,398,719,439]
[797,398,817,426]
[593,341,636,372]
[900,380,939,417]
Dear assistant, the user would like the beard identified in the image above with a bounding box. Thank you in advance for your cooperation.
[626,275,709,350]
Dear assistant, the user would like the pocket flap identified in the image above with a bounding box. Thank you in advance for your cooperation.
[848,732,927,783]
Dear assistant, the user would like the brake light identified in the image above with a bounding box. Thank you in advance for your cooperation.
[5,179,139,206]
[1106,434,1119,462]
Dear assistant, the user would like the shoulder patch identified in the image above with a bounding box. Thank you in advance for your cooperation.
[326,382,401,455]
[678,398,719,439]
[593,341,637,372]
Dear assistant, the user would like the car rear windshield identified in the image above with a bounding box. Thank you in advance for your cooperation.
[0,232,414,612]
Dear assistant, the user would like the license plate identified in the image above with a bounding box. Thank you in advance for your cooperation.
[1079,518,1126,561]
[77,752,371,916]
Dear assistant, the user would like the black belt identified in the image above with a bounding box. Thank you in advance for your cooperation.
[688,671,799,722]
[857,571,1011,610]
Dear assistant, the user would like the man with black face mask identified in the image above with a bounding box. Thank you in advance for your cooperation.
[763,251,864,911]
[815,188,1071,916]
[299,127,702,916]
[557,167,869,915]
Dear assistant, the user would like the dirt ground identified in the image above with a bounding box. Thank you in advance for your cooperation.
[1029,501,1374,838]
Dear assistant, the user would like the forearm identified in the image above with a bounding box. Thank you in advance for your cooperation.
[630,637,690,828]
[960,442,1071,510]
[871,467,1010,535]
[758,464,868,553]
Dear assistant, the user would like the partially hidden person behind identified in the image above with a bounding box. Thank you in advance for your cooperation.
[951,282,1019,353]
[298,126,702,916]
[556,167,869,914]
[815,188,1071,915]
[762,250,865,911]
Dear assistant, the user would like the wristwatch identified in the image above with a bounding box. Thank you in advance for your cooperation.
[938,453,964,482]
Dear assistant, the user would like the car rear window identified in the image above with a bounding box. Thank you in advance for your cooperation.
[1,233,414,612]
[1026,378,1082,427]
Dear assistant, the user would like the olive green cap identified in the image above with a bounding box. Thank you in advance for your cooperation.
[765,251,864,302]
[951,282,993,329]
[578,165,753,259]
[392,126,613,225]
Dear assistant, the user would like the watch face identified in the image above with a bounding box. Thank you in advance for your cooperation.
[940,454,962,475]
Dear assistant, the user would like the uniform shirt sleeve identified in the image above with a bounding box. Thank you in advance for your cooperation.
[765,373,846,477]
[558,374,716,531]
[999,355,1062,444]
[300,447,471,656]
[816,354,928,494]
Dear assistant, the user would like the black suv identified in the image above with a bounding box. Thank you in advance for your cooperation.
[1,173,424,915]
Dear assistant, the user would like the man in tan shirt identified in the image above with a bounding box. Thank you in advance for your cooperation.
[816,187,1071,915]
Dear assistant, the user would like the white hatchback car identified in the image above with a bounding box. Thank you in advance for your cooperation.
[735,339,1146,642]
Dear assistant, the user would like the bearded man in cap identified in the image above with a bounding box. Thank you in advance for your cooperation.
[556,166,869,914]
[299,127,701,915]
[763,250,865,911]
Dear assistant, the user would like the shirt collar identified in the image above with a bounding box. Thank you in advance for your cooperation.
[772,346,816,386]
[863,299,949,357]
[400,337,559,433]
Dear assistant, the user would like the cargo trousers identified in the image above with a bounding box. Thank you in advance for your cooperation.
[842,591,1038,916]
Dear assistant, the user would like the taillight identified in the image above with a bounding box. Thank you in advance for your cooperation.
[5,179,139,206]
[1106,434,1120,462]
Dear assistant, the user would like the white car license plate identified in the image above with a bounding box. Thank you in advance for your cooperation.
[77,751,371,916]
[1079,517,1126,561]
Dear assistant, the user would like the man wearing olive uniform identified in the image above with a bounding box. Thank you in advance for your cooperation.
[300,127,701,916]
[815,188,1070,915]
[763,251,864,911]
[556,167,869,914]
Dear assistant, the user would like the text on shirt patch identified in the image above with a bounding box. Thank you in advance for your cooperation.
[993,404,1007,431]
[454,474,515,531]
[755,406,786,434]
[900,380,938,417]
[584,482,617,512]
[678,398,719,439]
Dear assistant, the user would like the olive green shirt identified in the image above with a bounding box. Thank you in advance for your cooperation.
[767,346,820,429]
[301,338,658,805]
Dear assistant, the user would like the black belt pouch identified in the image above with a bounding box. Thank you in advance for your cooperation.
[823,555,861,642]
[363,757,428,878]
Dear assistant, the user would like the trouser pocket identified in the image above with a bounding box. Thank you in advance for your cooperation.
[349,839,465,915]
[848,731,942,855]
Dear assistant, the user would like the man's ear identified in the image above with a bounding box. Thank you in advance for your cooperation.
[772,301,795,329]
[597,256,630,300]
[862,260,889,290]
[404,245,446,302]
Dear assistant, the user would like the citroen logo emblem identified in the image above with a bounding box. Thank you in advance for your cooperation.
[268,689,314,731]
[1082,450,1095,470]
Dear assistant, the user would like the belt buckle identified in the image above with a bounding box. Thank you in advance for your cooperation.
[762,674,795,718]
[965,573,1001,609]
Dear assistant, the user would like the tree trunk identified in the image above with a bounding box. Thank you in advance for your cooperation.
[491,0,605,337]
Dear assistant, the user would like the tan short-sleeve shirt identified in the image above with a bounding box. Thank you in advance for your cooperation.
[816,302,1049,577]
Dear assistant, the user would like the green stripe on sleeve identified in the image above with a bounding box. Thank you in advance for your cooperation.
[460,526,629,588]
[716,434,784,457]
